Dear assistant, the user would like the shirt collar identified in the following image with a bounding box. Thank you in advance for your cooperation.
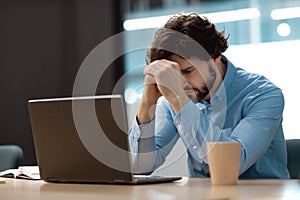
[210,59,236,104]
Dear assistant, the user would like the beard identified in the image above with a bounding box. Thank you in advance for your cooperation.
[184,63,217,103]
[184,85,209,103]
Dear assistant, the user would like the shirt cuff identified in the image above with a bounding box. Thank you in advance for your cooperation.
[174,101,201,133]
[131,116,155,139]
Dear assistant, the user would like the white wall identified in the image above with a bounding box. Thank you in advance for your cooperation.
[225,40,300,139]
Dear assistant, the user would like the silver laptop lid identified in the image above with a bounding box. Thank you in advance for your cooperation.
[28,95,133,183]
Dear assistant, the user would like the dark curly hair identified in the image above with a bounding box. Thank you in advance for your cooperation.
[146,13,229,64]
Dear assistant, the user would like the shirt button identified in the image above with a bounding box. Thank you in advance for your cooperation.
[193,145,198,150]
[219,97,223,101]
[207,107,212,111]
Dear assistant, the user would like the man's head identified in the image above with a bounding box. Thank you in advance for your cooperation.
[146,13,229,102]
[146,13,229,64]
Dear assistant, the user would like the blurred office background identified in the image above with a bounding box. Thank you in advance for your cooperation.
[0,0,124,165]
[122,0,300,176]
[123,0,300,139]
[0,0,299,174]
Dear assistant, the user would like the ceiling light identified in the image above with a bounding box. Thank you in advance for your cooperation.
[277,23,291,37]
[271,7,300,20]
[123,8,260,31]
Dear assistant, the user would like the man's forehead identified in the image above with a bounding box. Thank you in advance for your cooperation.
[169,54,207,68]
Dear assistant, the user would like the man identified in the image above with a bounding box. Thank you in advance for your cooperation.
[128,13,290,178]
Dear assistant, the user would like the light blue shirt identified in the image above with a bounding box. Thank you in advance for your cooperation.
[129,60,290,179]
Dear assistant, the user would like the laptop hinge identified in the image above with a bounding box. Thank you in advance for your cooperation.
[113,179,126,183]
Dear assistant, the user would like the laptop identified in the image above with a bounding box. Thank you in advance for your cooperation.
[28,94,181,184]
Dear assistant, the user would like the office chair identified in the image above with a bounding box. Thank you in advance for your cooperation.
[0,145,23,171]
[286,139,300,179]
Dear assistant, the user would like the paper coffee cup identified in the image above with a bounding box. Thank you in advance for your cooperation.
[207,142,241,185]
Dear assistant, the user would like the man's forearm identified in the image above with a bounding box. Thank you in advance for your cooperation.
[137,101,157,124]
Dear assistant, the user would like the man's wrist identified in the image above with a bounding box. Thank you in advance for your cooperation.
[168,95,190,114]
[137,106,156,125]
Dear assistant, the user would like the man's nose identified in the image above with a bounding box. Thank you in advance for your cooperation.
[182,77,189,87]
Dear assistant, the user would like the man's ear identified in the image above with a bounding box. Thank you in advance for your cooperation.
[214,55,222,62]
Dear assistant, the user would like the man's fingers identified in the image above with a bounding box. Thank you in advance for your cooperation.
[144,59,180,74]
[144,65,160,76]
[144,74,156,85]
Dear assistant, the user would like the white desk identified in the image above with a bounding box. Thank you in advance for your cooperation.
[0,177,299,200]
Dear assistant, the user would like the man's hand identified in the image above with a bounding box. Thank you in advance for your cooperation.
[144,60,183,99]
[137,74,162,124]
[143,59,189,114]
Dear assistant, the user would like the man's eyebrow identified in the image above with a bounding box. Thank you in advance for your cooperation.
[181,66,194,72]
